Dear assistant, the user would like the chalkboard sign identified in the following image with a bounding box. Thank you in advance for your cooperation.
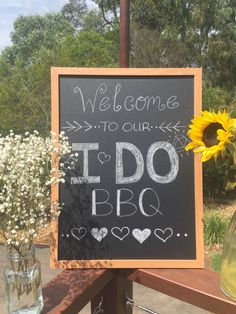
[51,68,204,268]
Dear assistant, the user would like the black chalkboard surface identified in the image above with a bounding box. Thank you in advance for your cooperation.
[51,68,204,268]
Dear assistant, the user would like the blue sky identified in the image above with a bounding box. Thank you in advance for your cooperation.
[0,0,96,52]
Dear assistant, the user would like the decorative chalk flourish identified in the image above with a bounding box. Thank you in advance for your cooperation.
[62,120,93,132]
[91,227,108,242]
[154,228,173,243]
[111,227,130,241]
[132,228,151,244]
[71,227,87,241]
[159,121,186,133]
[98,152,111,164]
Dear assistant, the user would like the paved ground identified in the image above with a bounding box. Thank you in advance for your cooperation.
[0,245,211,314]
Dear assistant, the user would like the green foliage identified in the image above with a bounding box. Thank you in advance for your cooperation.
[131,0,236,90]
[131,27,192,68]
[129,0,236,196]
[62,0,88,28]
[82,9,105,32]
[94,0,119,30]
[94,0,119,17]
[211,252,221,272]
[202,85,233,111]
[56,31,118,67]
[203,158,229,197]
[0,7,118,136]
[0,62,50,135]
[3,14,74,66]
[204,211,228,246]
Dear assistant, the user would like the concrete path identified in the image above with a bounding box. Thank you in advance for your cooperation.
[0,245,211,314]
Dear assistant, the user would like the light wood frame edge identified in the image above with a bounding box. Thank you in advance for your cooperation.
[50,67,204,269]
[50,68,59,268]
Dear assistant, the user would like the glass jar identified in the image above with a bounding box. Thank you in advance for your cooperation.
[220,210,236,301]
[4,245,44,314]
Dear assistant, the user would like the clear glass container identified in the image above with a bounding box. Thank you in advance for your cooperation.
[4,245,44,314]
[220,210,236,301]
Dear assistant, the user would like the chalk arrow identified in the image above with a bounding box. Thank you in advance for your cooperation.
[62,121,76,132]
[173,121,186,132]
[84,120,93,132]
[73,121,82,132]
[62,121,93,132]
[166,122,172,132]
[159,121,186,133]
[159,122,166,133]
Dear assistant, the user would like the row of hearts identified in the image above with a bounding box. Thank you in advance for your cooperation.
[70,227,174,244]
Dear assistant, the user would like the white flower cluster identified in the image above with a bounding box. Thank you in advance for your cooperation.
[0,130,72,251]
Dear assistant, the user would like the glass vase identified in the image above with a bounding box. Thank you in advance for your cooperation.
[4,245,44,314]
[220,210,236,301]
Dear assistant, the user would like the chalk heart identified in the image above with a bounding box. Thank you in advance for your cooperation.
[111,227,130,241]
[98,152,111,164]
[71,227,87,241]
[91,227,108,242]
[132,228,151,244]
[154,228,173,243]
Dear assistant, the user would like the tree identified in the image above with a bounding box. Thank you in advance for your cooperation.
[82,9,108,32]
[93,0,119,30]
[130,0,236,197]
[0,27,118,136]
[131,0,236,90]
[61,0,88,29]
[55,30,118,67]
[3,13,74,66]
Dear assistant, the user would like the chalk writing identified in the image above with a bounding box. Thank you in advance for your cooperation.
[91,188,164,218]
[132,229,151,244]
[97,152,111,164]
[116,142,144,184]
[111,227,130,241]
[100,121,119,132]
[91,227,108,242]
[71,227,87,241]
[159,121,186,133]
[146,142,179,184]
[122,121,151,132]
[92,189,113,216]
[68,227,187,242]
[63,120,93,132]
[139,188,162,217]
[57,71,199,264]
[62,120,187,134]
[154,228,173,243]
[73,83,180,113]
[172,134,190,154]
[71,143,100,184]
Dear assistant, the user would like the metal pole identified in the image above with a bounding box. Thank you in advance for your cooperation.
[119,0,130,68]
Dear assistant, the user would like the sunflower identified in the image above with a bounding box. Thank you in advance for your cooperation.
[185,110,236,162]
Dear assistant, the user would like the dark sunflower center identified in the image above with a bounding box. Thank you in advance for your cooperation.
[203,122,223,147]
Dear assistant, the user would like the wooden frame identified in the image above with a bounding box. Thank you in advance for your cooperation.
[51,67,203,269]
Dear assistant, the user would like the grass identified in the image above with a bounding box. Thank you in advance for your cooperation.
[203,200,235,272]
[211,252,221,272]
[204,211,229,246]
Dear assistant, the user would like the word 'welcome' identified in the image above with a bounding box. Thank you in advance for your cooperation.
[74,83,180,113]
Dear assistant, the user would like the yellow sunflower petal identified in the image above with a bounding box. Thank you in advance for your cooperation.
[185,109,235,161]
[185,142,198,151]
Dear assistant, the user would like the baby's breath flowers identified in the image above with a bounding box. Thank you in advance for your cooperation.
[0,130,72,253]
